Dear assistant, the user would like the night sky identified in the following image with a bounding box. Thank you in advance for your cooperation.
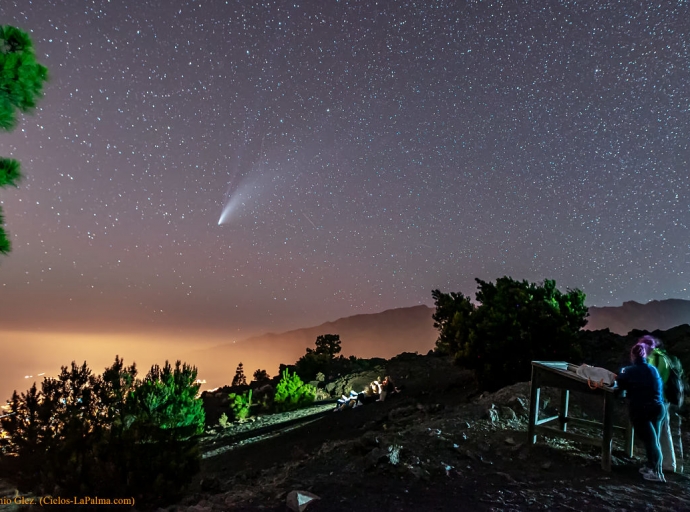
[1,1,689,345]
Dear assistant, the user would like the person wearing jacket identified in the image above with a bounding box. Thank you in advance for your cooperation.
[616,343,666,482]
[637,335,681,473]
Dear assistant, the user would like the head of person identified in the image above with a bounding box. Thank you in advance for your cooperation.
[637,335,659,350]
[631,342,647,364]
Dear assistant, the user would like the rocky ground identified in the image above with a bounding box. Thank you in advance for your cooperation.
[174,353,689,512]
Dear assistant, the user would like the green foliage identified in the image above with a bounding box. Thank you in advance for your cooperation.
[432,289,475,356]
[295,334,343,381]
[0,357,205,504]
[218,413,230,428]
[0,25,48,130]
[434,277,588,391]
[227,389,252,420]
[231,362,247,387]
[0,26,48,255]
[0,158,20,187]
[127,360,205,437]
[273,369,317,412]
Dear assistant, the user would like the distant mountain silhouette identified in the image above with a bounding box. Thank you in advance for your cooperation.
[189,305,437,389]
[586,299,690,335]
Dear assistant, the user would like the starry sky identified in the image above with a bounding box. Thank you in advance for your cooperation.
[1,1,689,368]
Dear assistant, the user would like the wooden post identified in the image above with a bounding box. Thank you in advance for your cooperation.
[601,392,615,471]
[559,389,569,432]
[528,366,540,445]
[625,423,635,458]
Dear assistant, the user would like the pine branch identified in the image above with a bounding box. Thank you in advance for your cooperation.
[0,157,21,187]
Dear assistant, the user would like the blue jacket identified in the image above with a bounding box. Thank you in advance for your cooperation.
[616,359,664,409]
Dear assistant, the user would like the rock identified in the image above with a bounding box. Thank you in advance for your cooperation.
[495,471,516,483]
[200,477,221,492]
[286,490,320,512]
[487,404,499,423]
[387,444,402,465]
[186,504,212,512]
[364,447,385,469]
[500,406,518,422]
[408,466,430,481]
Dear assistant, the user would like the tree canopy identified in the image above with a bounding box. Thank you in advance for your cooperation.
[308,334,342,358]
[433,277,588,390]
[0,25,48,254]
[295,334,343,381]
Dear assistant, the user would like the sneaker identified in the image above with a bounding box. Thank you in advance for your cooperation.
[642,471,666,483]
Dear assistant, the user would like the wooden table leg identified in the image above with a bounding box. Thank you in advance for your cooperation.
[602,392,614,471]
[528,367,540,445]
[559,389,569,432]
[625,422,634,458]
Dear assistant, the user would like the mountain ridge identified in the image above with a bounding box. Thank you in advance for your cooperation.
[188,305,437,388]
[586,298,690,334]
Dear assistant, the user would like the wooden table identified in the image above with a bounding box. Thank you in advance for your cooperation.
[527,361,633,471]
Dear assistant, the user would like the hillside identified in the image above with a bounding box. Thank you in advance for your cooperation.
[187,305,437,389]
[587,299,690,334]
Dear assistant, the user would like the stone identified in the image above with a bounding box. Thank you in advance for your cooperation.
[286,490,320,512]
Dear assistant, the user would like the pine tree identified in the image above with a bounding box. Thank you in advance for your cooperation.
[232,362,247,387]
[252,368,270,385]
[273,369,316,412]
[0,25,48,254]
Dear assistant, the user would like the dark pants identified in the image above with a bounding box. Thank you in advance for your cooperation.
[630,402,665,472]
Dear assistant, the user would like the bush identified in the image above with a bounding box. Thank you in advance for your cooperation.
[228,389,252,420]
[273,369,316,412]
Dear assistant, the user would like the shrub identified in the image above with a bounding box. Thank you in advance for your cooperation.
[273,369,316,412]
[228,389,252,420]
[218,413,230,428]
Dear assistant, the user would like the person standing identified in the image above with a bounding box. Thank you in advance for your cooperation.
[637,335,683,473]
[616,343,666,482]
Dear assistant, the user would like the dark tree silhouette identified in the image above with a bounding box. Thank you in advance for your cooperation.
[308,334,342,358]
[232,362,247,386]
[252,368,270,385]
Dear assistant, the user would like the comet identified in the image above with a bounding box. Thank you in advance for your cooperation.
[218,177,263,225]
